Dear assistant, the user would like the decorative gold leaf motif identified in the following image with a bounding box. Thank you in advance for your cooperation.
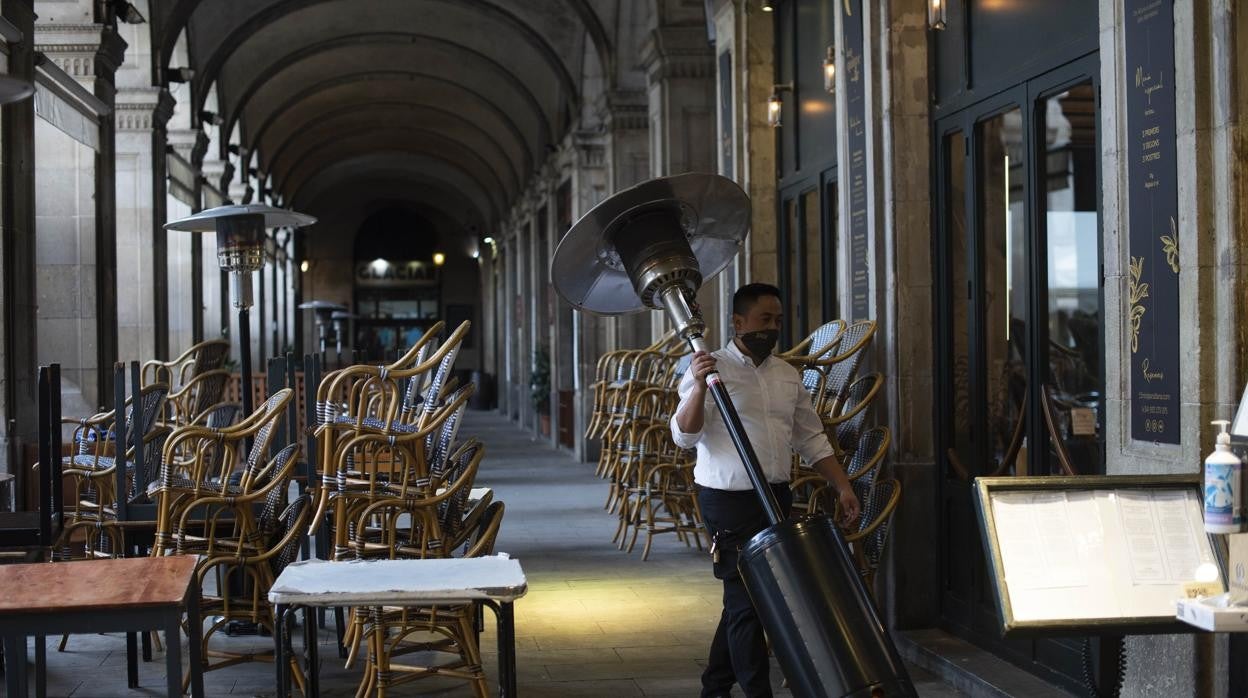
[1160,217,1179,274]
[1128,256,1150,354]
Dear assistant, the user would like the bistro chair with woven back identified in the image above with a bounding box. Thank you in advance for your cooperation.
[148,388,294,556]
[141,338,230,393]
[307,321,471,544]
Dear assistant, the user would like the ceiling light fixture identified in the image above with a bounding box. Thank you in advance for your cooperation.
[433,252,446,267]
[761,0,774,11]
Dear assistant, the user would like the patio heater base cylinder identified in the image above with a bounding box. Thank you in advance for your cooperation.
[739,515,916,698]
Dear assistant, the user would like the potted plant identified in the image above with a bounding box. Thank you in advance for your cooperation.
[531,344,552,436]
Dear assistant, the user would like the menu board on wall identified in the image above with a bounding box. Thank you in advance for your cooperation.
[843,0,869,321]
[1124,0,1181,444]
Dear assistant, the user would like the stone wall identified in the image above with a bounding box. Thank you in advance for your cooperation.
[1099,0,1248,694]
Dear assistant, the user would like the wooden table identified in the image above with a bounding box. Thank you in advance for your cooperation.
[0,556,204,697]
[269,555,527,697]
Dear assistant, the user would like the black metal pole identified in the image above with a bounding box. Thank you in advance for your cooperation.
[239,306,253,418]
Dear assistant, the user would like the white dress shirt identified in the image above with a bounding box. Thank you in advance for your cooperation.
[670,340,836,490]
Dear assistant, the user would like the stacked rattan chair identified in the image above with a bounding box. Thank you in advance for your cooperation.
[303,320,502,697]
[140,387,305,685]
[583,332,709,559]
[143,339,231,426]
[783,319,900,596]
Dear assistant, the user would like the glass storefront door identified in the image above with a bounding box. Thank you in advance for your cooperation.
[778,166,838,348]
[935,55,1103,691]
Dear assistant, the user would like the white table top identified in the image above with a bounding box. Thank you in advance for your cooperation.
[268,555,527,606]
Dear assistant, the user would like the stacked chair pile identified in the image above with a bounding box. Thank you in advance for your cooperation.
[585,332,707,560]
[778,319,899,592]
[23,320,499,696]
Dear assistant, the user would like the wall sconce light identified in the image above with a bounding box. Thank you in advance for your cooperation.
[433,252,446,267]
[767,83,793,128]
[823,46,836,93]
[483,236,495,245]
[761,0,774,11]
[300,260,310,273]
[928,0,947,30]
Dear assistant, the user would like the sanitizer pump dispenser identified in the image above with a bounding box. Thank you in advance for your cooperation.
[1205,420,1244,534]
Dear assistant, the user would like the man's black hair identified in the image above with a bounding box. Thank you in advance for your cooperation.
[733,283,782,316]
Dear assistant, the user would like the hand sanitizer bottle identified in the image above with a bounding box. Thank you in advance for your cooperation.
[1205,420,1244,534]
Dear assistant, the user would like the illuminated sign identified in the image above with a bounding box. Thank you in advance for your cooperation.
[355,259,438,287]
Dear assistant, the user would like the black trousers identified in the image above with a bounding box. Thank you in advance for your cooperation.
[696,483,793,698]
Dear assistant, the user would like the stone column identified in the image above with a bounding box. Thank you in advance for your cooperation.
[1099,0,1248,693]
[114,87,168,364]
[641,22,718,346]
[35,21,127,405]
[569,131,609,461]
[601,91,651,351]
[875,0,939,632]
[0,0,37,487]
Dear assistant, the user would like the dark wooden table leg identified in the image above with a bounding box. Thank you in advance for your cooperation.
[303,606,320,698]
[489,601,517,698]
[274,604,288,698]
[4,634,28,697]
[334,607,346,658]
[184,585,204,698]
[126,632,139,688]
[164,609,182,698]
[33,635,44,698]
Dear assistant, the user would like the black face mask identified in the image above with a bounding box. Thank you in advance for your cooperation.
[738,329,779,359]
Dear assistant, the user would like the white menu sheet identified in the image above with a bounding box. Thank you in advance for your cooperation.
[987,487,1218,625]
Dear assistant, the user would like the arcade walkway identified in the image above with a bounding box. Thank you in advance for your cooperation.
[6,411,960,697]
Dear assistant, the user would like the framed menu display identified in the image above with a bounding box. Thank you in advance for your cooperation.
[974,475,1224,637]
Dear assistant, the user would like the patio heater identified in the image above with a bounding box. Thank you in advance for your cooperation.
[551,173,915,698]
[331,310,356,367]
[297,300,346,366]
[166,204,317,418]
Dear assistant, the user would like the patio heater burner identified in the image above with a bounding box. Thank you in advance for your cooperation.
[551,173,916,698]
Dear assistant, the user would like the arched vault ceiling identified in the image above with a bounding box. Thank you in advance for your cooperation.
[266,106,522,196]
[289,153,501,222]
[188,0,594,133]
[152,0,628,227]
[282,130,511,210]
[237,42,551,163]
[159,0,614,81]
[249,76,535,177]
[298,177,488,235]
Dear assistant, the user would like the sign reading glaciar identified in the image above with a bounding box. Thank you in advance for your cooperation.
[1124,0,1180,444]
